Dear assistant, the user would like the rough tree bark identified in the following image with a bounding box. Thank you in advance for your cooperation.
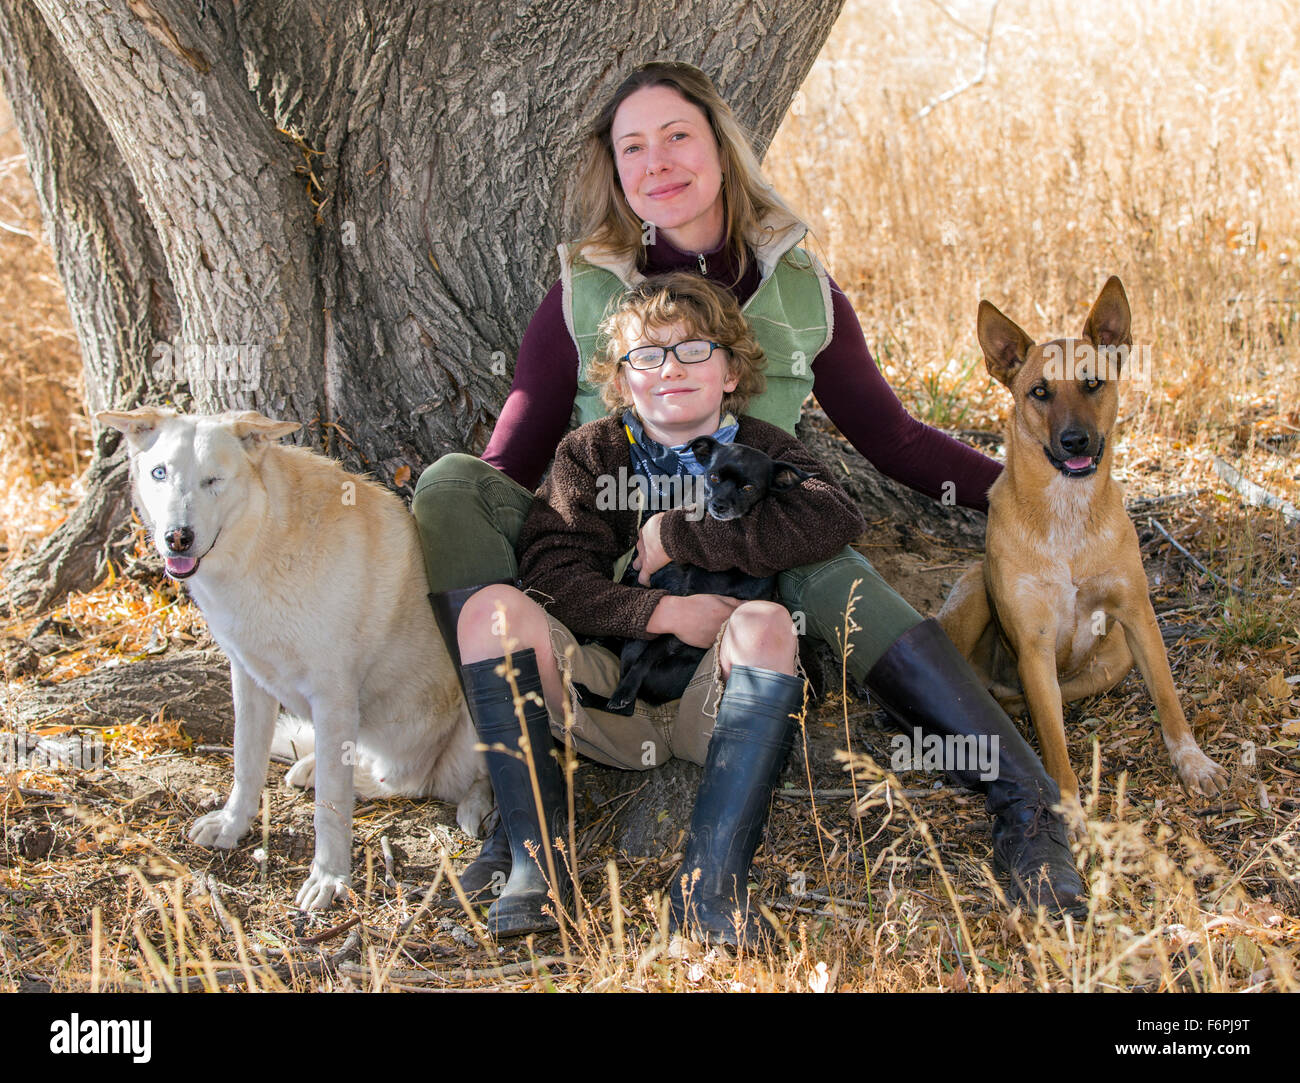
[0,0,846,614]
[0,1,180,613]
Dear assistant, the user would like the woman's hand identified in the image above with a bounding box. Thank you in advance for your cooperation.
[633,513,671,586]
[646,593,740,649]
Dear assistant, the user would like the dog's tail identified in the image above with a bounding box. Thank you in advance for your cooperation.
[271,715,314,763]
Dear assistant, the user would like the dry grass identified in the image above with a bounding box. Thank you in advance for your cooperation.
[0,95,87,568]
[1,0,1298,992]
[2,675,1296,992]
[769,0,1300,494]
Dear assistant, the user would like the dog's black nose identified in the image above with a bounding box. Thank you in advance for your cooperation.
[166,527,195,553]
[1059,428,1090,455]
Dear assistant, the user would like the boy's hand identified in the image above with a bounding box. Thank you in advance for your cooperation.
[633,514,670,585]
[647,594,740,649]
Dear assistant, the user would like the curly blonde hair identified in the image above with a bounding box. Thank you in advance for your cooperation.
[587,273,766,417]
[570,62,803,281]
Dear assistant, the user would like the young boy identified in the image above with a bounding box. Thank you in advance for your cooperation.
[455,273,866,944]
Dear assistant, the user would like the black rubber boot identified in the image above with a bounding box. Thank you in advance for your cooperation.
[461,649,571,938]
[434,818,512,909]
[429,580,516,907]
[865,619,1087,916]
[668,665,801,946]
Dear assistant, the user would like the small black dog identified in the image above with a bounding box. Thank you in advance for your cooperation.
[603,436,811,713]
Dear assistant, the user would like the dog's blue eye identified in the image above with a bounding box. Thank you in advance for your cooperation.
[1030,385,1049,400]
[151,465,166,481]
[1084,378,1103,391]
[708,473,720,483]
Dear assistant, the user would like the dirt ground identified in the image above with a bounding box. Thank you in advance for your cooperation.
[3,500,1297,991]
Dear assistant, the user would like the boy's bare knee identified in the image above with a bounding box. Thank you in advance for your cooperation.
[728,601,796,643]
[721,601,797,671]
[457,585,544,660]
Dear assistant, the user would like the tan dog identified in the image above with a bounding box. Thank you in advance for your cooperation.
[938,277,1226,817]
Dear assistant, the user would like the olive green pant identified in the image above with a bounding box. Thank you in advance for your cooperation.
[412,453,922,677]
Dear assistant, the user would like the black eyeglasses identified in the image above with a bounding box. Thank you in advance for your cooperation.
[619,340,725,370]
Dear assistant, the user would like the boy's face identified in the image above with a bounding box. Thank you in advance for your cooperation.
[617,318,738,447]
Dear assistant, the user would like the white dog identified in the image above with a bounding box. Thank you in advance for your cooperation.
[98,408,492,910]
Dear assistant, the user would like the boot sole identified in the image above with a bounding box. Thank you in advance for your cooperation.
[486,892,562,938]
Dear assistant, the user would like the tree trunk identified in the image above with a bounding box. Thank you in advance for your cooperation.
[0,0,180,614]
[0,0,845,614]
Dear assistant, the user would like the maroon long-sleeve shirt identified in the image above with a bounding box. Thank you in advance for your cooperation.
[482,233,1001,512]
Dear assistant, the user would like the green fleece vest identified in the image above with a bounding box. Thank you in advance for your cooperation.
[561,244,832,435]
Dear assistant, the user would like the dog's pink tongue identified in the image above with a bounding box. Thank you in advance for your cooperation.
[1064,455,1093,471]
[165,556,197,577]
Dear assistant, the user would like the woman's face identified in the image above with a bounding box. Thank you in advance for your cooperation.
[610,84,726,254]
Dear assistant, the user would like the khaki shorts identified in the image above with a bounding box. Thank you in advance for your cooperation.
[541,614,724,770]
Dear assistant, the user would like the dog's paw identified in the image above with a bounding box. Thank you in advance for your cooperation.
[295,864,349,911]
[1175,746,1228,796]
[284,753,316,791]
[603,689,634,713]
[456,779,495,838]
[189,808,251,849]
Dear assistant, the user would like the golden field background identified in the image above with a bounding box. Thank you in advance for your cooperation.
[769,0,1298,472]
[0,0,1296,992]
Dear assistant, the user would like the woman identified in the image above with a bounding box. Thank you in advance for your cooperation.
[415,62,1083,915]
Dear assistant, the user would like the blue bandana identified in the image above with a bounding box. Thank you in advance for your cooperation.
[610,410,739,588]
[622,409,739,486]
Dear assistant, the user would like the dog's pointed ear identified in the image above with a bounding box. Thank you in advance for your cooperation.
[688,435,719,466]
[96,407,175,452]
[769,461,813,492]
[1081,275,1132,349]
[220,411,301,447]
[977,300,1034,388]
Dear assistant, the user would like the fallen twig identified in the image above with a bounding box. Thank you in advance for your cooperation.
[1192,804,1242,818]
[196,744,294,767]
[777,787,933,800]
[205,875,235,936]
[15,787,71,801]
[336,955,569,985]
[1213,455,1300,525]
[1125,489,1206,513]
[380,835,398,891]
[1147,517,1243,596]
[298,913,362,946]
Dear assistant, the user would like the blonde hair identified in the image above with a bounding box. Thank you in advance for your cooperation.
[571,62,803,281]
[587,273,766,416]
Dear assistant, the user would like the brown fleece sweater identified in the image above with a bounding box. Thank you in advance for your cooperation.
[516,414,867,641]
